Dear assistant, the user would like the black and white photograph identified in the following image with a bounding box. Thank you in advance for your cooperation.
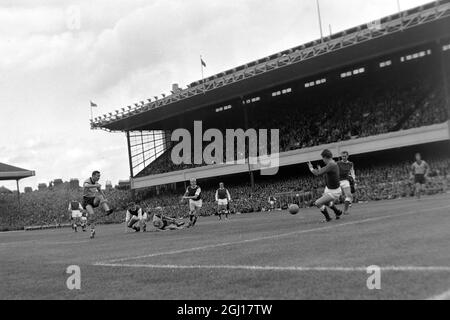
[1,0,450,305]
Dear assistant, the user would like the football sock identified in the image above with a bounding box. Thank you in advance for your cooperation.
[344,201,351,213]
[330,204,342,215]
[320,208,332,221]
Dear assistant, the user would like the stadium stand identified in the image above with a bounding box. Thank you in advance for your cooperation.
[138,63,448,176]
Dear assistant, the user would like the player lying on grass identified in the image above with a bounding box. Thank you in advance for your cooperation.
[82,170,115,239]
[68,200,87,232]
[125,202,147,232]
[215,182,232,220]
[182,178,202,227]
[151,210,187,231]
[308,149,343,223]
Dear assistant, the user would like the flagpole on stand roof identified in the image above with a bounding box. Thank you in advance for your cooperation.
[316,0,324,42]
[90,101,97,122]
[200,55,206,94]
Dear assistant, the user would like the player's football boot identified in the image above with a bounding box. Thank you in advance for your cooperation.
[105,207,115,216]
[335,210,343,220]
[320,209,332,223]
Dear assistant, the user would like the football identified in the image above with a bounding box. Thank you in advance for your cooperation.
[288,204,300,215]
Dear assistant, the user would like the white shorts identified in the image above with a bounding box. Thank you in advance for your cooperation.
[71,211,82,218]
[269,201,275,206]
[217,199,228,206]
[340,180,350,189]
[189,199,203,211]
[324,187,342,201]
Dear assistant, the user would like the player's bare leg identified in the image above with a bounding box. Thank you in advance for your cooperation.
[85,205,96,238]
[94,195,114,215]
[342,187,353,215]
[415,183,422,199]
[80,216,87,232]
[70,218,77,232]
[315,194,340,222]
[75,217,82,232]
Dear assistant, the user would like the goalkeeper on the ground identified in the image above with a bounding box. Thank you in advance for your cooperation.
[151,209,187,231]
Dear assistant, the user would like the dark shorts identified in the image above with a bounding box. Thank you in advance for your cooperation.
[82,196,99,210]
[414,174,426,185]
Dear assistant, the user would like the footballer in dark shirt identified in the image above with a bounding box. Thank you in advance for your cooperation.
[308,149,343,223]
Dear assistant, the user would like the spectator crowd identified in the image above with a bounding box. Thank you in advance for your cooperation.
[1,156,448,231]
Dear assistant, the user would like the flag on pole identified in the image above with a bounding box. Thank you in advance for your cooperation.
[90,101,98,107]
[200,55,207,94]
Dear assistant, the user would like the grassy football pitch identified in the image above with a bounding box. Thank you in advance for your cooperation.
[1,194,450,300]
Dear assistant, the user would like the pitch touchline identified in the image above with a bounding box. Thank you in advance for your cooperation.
[94,263,450,273]
[0,239,91,247]
[97,205,450,264]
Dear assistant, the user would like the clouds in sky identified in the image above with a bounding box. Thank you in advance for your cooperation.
[0,0,432,191]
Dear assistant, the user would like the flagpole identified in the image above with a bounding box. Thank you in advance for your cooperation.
[200,55,205,94]
[316,0,324,42]
[397,0,404,30]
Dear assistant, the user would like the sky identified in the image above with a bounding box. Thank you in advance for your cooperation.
[0,0,434,191]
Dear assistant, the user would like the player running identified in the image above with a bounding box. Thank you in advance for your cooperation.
[82,171,115,238]
[337,151,356,215]
[68,200,87,232]
[410,153,430,199]
[308,149,343,223]
[215,182,232,220]
[182,178,202,227]
[125,202,147,232]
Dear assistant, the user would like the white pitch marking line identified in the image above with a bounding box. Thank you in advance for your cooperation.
[0,239,91,247]
[428,288,450,300]
[93,263,450,273]
[97,205,450,264]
